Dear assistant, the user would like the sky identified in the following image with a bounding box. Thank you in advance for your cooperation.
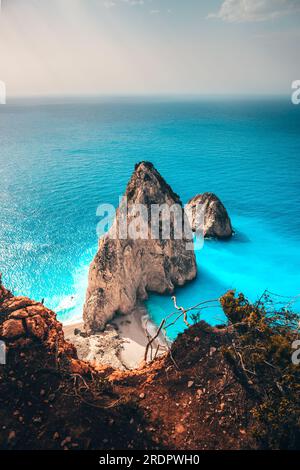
[0,0,299,96]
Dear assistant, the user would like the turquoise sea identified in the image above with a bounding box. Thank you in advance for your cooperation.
[1,96,300,338]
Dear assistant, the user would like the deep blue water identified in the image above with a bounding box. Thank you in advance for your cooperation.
[0,96,300,338]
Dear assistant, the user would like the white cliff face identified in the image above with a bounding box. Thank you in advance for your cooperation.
[186,192,233,239]
[83,162,197,333]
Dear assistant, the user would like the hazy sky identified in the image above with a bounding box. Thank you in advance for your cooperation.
[0,0,299,96]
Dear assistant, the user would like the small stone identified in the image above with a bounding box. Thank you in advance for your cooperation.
[175,424,185,434]
[53,432,59,440]
[188,381,194,388]
[61,436,72,447]
[240,429,246,435]
[8,431,16,442]
[209,347,217,357]
[139,393,145,399]
[32,417,42,424]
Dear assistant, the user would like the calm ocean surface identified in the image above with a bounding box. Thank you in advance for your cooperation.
[1,96,300,338]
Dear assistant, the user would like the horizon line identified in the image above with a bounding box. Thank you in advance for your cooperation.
[3,92,292,101]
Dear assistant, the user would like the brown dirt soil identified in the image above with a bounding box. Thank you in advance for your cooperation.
[108,322,257,450]
[0,283,262,450]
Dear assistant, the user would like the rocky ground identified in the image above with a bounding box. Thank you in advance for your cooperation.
[0,282,299,450]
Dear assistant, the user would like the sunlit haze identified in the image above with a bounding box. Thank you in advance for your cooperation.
[0,0,299,97]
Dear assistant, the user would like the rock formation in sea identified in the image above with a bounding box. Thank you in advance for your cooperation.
[83,162,197,333]
[186,192,233,239]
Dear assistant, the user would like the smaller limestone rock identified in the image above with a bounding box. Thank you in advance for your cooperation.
[186,192,233,239]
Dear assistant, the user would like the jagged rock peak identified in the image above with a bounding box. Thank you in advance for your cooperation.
[126,161,181,205]
[83,162,197,333]
[186,192,233,239]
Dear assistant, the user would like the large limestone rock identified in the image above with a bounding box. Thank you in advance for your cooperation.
[186,192,233,239]
[83,162,197,333]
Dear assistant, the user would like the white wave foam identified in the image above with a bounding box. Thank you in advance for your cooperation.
[55,246,96,324]
[55,294,78,312]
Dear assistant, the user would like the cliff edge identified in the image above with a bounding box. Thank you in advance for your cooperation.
[1,282,299,450]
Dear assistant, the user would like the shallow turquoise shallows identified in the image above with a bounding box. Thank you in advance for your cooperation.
[1,96,300,339]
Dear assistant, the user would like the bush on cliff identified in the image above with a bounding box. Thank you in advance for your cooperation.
[220,290,300,449]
